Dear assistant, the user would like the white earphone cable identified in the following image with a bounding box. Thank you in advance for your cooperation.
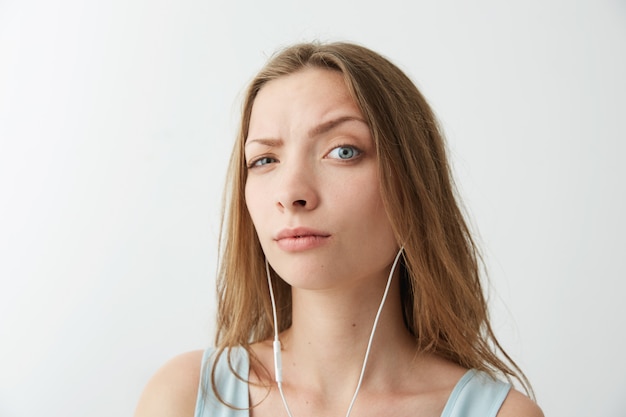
[266,260,295,417]
[344,247,403,416]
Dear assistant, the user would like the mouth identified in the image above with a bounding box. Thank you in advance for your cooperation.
[274,227,331,240]
[274,227,331,252]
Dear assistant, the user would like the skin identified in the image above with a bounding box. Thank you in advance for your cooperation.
[134,68,543,417]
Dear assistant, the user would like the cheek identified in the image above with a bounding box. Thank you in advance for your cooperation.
[355,176,393,236]
[332,174,387,223]
[365,191,391,232]
[244,182,260,225]
[244,179,273,240]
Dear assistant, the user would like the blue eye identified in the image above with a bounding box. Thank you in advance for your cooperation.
[249,156,276,168]
[328,145,361,160]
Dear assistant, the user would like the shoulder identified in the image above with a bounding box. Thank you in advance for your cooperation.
[497,388,544,417]
[134,350,205,417]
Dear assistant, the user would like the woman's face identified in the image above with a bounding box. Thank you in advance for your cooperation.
[244,67,398,290]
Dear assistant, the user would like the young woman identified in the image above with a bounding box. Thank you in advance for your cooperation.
[135,42,544,417]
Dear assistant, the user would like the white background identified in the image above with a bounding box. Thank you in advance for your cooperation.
[1,0,625,416]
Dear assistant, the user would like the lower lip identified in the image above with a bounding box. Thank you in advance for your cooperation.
[275,235,330,252]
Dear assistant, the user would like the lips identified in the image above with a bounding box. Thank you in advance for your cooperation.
[274,227,331,252]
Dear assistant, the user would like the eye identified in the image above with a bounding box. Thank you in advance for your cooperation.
[248,156,277,168]
[327,145,361,160]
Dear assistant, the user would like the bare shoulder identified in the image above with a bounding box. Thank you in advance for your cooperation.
[498,388,544,417]
[134,350,205,417]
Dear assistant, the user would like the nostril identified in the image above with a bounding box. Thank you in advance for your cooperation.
[293,199,306,207]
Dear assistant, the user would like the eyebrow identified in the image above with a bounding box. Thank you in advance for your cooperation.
[245,115,367,148]
[244,137,283,148]
[307,115,367,137]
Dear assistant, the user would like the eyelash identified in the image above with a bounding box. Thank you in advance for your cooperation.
[247,155,277,169]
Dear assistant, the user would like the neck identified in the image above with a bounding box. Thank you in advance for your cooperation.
[274,257,416,394]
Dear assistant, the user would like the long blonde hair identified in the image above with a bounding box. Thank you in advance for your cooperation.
[213,41,532,397]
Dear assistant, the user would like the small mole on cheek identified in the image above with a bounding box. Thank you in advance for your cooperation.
[352,323,356,327]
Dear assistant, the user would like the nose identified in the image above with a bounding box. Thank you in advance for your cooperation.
[276,163,319,212]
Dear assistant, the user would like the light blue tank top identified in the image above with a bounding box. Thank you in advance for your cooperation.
[194,347,511,417]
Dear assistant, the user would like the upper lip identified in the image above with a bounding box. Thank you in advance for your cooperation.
[274,227,331,240]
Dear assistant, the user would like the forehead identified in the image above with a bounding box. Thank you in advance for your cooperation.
[247,67,362,139]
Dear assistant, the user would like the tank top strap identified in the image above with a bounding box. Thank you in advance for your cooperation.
[194,346,250,417]
[441,369,511,417]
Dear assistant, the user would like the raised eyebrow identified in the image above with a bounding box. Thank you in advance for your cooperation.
[308,116,368,138]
